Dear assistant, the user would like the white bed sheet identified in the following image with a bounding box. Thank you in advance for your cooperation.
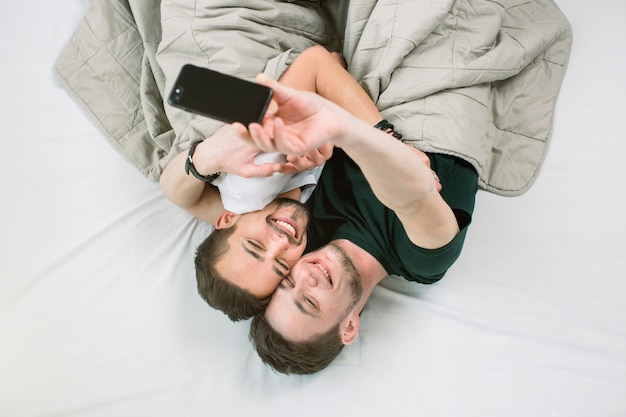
[1,1,625,416]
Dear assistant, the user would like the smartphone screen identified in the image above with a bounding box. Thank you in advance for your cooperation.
[167,64,274,125]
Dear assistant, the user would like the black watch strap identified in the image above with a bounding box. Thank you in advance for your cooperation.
[185,141,221,183]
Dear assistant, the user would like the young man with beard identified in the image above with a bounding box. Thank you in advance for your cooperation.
[246,74,478,374]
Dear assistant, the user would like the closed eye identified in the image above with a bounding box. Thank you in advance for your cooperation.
[248,240,263,250]
[284,275,295,287]
[243,241,285,280]
[279,278,319,317]
[281,275,319,310]
[276,259,289,271]
[304,296,318,310]
[248,241,289,272]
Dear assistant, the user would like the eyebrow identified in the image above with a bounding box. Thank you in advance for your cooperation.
[277,281,315,317]
[242,243,285,278]
[294,300,315,317]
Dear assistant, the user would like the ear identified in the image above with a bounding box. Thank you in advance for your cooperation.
[339,312,361,345]
[214,211,240,230]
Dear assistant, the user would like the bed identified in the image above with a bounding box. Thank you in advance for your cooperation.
[1,1,625,416]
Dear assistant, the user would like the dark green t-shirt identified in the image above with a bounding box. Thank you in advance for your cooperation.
[305,148,478,284]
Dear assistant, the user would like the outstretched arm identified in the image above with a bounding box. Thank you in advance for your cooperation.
[250,74,459,249]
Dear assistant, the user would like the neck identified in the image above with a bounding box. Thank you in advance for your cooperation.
[330,239,387,312]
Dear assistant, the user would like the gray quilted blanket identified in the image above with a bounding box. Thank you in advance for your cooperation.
[55,0,572,196]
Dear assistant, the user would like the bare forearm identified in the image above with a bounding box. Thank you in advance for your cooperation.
[160,150,206,209]
[159,148,227,225]
[336,114,458,249]
[335,117,437,211]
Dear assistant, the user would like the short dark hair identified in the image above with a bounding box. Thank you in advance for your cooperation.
[249,313,345,375]
[195,225,269,321]
[249,243,364,374]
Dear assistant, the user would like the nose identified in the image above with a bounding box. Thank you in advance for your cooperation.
[292,263,318,288]
[302,264,319,287]
[304,271,318,287]
[270,231,291,250]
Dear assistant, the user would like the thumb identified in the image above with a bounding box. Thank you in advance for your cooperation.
[256,73,294,105]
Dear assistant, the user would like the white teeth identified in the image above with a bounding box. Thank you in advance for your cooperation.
[274,220,296,237]
[315,263,330,281]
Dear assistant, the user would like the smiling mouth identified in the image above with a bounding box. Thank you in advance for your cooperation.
[272,218,297,239]
[313,262,332,285]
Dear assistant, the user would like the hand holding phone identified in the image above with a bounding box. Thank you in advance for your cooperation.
[167,64,274,125]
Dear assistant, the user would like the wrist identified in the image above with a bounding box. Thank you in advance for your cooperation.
[335,117,374,149]
[185,141,222,183]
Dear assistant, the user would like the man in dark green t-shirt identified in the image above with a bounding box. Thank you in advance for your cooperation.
[306,148,477,285]
[247,74,479,374]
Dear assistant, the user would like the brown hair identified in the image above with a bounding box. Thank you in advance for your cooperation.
[195,225,269,321]
[249,244,364,374]
[249,313,345,375]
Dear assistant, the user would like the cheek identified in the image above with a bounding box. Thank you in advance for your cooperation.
[248,272,283,299]
[286,245,307,266]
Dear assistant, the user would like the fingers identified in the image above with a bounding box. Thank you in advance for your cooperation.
[284,155,316,172]
[266,98,278,115]
[432,170,442,192]
[275,163,298,175]
[248,122,277,153]
[231,122,246,132]
[285,144,332,171]
[316,142,334,161]
[238,162,281,178]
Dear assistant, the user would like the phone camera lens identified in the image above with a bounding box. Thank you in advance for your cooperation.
[173,86,184,100]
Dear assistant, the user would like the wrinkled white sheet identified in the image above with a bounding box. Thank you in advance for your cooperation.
[1,1,625,416]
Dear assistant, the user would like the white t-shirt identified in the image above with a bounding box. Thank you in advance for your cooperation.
[217,152,323,214]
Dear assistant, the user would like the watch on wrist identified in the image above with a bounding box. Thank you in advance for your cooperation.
[185,141,222,183]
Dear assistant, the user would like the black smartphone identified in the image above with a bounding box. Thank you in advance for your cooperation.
[167,64,273,125]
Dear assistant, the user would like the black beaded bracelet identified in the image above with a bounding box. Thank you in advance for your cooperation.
[374,119,403,140]
[185,141,221,183]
